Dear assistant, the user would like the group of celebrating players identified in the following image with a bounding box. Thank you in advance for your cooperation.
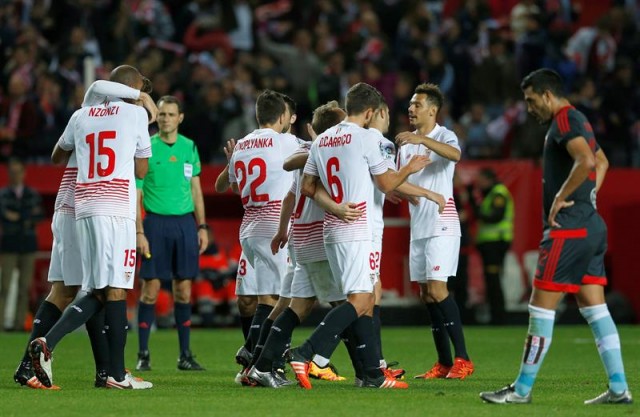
[10,62,633,403]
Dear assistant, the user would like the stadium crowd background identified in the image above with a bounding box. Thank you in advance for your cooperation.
[1,0,639,167]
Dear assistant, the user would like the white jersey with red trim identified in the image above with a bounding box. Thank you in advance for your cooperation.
[54,151,77,216]
[228,128,298,240]
[369,128,396,240]
[290,150,326,264]
[58,103,151,221]
[397,123,461,240]
[303,121,388,244]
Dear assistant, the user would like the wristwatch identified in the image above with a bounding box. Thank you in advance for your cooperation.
[198,224,209,230]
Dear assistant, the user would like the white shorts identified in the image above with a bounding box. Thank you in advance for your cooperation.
[76,216,136,291]
[326,241,375,295]
[48,212,83,286]
[371,237,382,284]
[410,236,460,282]
[279,244,296,298]
[235,251,258,296]
[291,260,344,302]
[240,237,287,296]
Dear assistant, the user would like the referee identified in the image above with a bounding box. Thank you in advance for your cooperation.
[135,96,207,371]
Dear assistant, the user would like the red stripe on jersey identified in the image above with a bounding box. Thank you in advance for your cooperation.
[554,106,574,134]
[549,228,587,239]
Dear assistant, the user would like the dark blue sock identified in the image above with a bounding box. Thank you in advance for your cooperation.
[436,295,469,360]
[137,301,155,352]
[427,302,452,366]
[174,302,192,355]
[45,294,103,351]
[373,305,383,361]
[352,315,383,379]
[244,304,273,352]
[86,307,109,373]
[105,300,128,382]
[255,308,300,372]
[22,301,62,362]
[240,315,254,341]
[305,302,358,359]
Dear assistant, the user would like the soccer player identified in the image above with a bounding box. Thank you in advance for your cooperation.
[368,102,446,379]
[395,83,474,380]
[480,69,632,405]
[286,82,429,390]
[29,65,153,389]
[247,100,361,387]
[226,90,299,374]
[135,95,207,372]
[14,79,155,389]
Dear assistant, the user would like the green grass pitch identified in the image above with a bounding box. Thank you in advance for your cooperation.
[1,325,638,417]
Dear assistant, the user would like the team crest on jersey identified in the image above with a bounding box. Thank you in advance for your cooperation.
[380,142,396,160]
[169,155,177,162]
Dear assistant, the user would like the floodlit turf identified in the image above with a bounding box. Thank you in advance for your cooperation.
[1,325,638,417]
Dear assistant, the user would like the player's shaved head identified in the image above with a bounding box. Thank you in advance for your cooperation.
[311,101,345,135]
[110,65,144,89]
[256,89,286,126]
[345,82,383,116]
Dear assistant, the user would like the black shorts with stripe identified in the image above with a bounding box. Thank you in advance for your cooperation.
[533,215,607,293]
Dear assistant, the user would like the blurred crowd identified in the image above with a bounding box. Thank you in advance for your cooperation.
[1,0,639,166]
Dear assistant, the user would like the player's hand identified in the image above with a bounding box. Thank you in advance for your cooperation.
[335,202,364,223]
[306,123,317,140]
[407,195,420,206]
[386,191,403,204]
[136,233,151,259]
[406,154,431,174]
[429,192,446,214]
[270,231,288,255]
[139,92,158,124]
[4,210,20,221]
[197,228,208,255]
[223,138,236,162]
[395,132,424,146]
[548,196,574,228]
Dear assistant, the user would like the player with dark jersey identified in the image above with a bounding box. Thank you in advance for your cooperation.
[480,69,632,405]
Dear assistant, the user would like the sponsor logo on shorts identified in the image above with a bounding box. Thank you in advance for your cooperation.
[441,227,448,231]
[433,266,440,272]
[124,271,132,282]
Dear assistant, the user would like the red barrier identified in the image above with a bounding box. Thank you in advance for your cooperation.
[3,162,640,318]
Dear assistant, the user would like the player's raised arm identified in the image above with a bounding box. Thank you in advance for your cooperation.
[395,131,461,162]
[214,139,236,193]
[372,154,430,194]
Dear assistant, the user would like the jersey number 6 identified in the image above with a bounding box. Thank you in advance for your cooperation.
[327,157,344,203]
[235,158,269,205]
[85,131,116,178]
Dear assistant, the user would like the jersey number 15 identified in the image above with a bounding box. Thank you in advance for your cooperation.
[85,131,116,178]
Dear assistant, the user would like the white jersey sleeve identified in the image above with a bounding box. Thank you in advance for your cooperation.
[58,110,81,151]
[369,130,397,239]
[134,107,152,158]
[82,80,141,107]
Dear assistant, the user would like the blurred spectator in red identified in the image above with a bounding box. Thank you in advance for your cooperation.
[0,73,40,159]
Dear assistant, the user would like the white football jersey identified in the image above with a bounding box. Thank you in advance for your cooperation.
[228,128,298,240]
[54,149,77,216]
[369,128,396,240]
[397,123,461,240]
[58,103,152,221]
[290,147,326,264]
[303,121,388,244]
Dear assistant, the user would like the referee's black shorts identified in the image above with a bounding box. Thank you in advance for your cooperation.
[139,212,199,281]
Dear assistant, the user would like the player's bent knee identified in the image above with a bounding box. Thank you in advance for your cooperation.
[290,297,316,321]
[105,287,128,301]
[237,295,258,316]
